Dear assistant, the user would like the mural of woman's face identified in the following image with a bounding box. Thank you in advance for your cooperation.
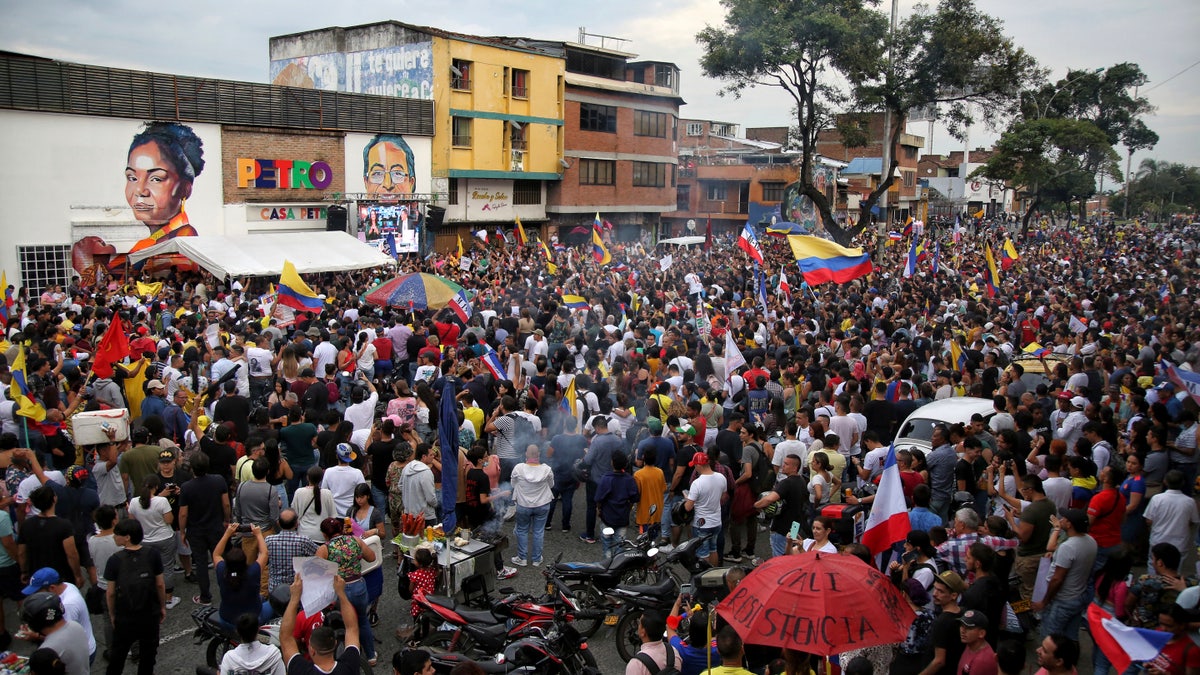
[125,140,191,226]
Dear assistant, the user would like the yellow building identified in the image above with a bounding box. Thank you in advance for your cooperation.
[269,22,566,247]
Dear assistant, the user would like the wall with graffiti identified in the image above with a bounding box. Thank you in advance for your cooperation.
[344,132,432,255]
[270,42,435,100]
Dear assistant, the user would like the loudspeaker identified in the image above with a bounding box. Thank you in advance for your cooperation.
[326,205,347,232]
[425,205,446,229]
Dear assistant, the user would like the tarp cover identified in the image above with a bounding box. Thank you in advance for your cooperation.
[128,232,396,279]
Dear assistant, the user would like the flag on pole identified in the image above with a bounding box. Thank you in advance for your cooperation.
[704,216,713,253]
[592,229,612,265]
[1159,283,1171,303]
[787,236,873,286]
[561,294,588,310]
[539,241,558,274]
[724,330,747,391]
[983,244,1001,298]
[1163,360,1200,407]
[950,339,966,373]
[383,232,398,260]
[1001,239,1019,270]
[932,241,941,275]
[736,224,764,265]
[754,262,769,313]
[456,234,465,259]
[1086,604,1171,675]
[973,208,986,219]
[514,216,527,246]
[277,260,324,312]
[481,344,508,381]
[861,444,912,554]
[92,318,132,379]
[560,376,578,416]
[953,214,963,244]
[0,272,9,324]
[10,346,46,422]
[904,238,918,278]
[475,229,489,243]
[777,266,792,302]
[901,216,914,238]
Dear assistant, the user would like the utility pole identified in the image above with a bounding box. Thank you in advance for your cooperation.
[1123,84,1138,221]
[878,0,899,237]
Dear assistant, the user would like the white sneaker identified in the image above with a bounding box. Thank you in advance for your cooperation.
[498,566,519,579]
[165,596,182,610]
[511,556,528,567]
[531,559,542,567]
[504,505,517,521]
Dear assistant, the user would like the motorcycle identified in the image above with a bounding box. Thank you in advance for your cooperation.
[416,575,606,655]
[428,603,600,675]
[546,527,659,635]
[610,575,681,662]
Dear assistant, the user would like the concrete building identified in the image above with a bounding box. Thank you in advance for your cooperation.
[816,113,924,225]
[0,51,433,290]
[269,22,566,250]
[545,38,683,244]
[918,149,1014,219]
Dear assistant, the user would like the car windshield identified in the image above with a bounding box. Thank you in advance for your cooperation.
[896,418,938,442]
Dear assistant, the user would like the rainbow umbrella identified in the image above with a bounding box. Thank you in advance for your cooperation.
[361,273,472,321]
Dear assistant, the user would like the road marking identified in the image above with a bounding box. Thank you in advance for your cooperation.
[160,628,195,645]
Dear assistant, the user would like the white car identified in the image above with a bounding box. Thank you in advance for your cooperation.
[892,397,995,454]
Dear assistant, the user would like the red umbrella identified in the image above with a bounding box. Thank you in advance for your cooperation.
[715,551,914,656]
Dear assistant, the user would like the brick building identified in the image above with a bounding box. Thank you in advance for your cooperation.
[816,113,924,225]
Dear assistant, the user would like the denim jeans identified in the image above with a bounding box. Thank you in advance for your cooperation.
[547,483,577,530]
[584,480,599,538]
[344,578,375,661]
[515,503,551,563]
[187,528,220,603]
[601,525,628,560]
[662,493,680,532]
[1041,593,1088,642]
[770,532,788,559]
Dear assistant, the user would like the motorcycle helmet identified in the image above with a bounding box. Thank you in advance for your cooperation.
[22,592,63,633]
[758,492,780,521]
[671,499,694,526]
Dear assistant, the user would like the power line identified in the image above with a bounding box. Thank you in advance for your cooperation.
[1143,57,1200,93]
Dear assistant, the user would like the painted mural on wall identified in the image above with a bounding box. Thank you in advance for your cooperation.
[780,165,838,234]
[358,134,420,254]
[270,43,434,100]
[71,121,205,282]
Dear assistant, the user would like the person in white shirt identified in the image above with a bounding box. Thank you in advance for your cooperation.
[1143,470,1200,566]
[772,422,808,473]
[524,329,549,361]
[684,272,704,300]
[22,567,98,661]
[343,376,378,433]
[509,446,555,566]
[321,444,366,515]
[684,450,727,566]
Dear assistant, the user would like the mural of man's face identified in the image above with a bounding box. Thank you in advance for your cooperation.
[364,141,415,196]
[125,140,190,226]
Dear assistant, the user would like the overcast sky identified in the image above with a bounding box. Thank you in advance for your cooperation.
[3,0,1198,177]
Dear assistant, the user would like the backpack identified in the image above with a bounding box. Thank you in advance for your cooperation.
[397,555,414,600]
[634,641,680,675]
[114,547,158,612]
[747,442,774,494]
[505,413,539,453]
[1095,440,1121,472]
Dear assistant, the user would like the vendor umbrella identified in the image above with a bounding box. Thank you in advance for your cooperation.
[361,273,472,322]
[715,551,914,656]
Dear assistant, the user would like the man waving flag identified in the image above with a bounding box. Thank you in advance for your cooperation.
[737,223,764,265]
[861,444,911,554]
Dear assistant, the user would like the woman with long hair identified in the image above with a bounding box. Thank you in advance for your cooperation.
[263,438,292,510]
[212,522,269,629]
[277,345,300,384]
[414,381,438,444]
[355,332,377,381]
[808,453,836,510]
[128,474,180,609]
[291,466,337,542]
[347,483,383,540]
[316,517,378,666]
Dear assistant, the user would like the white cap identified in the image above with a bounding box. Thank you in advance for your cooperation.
[1070,396,1089,408]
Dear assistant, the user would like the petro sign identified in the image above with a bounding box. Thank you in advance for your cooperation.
[237,158,334,190]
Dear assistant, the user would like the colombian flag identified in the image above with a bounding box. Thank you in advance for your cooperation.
[277,260,324,312]
[539,241,558,274]
[560,376,578,416]
[561,294,588,310]
[0,272,9,324]
[1001,239,1019,270]
[787,235,873,286]
[514,217,527,246]
[983,244,1001,298]
[592,229,612,265]
[10,346,46,422]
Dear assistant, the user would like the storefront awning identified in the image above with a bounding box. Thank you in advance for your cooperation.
[128,232,396,279]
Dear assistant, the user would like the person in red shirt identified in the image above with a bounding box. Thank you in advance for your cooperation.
[956,610,998,675]
[371,328,394,379]
[1144,603,1200,675]
[432,316,460,349]
[1019,315,1040,347]
[897,449,925,506]
[743,357,769,391]
[1087,465,1127,562]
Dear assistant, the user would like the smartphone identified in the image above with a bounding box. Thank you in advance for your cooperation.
[235,524,252,533]
[789,521,801,540]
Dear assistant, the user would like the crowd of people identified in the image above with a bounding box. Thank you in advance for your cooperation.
[0,213,1198,674]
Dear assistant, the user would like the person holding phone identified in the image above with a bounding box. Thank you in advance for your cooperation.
[212,523,270,630]
[753,453,809,558]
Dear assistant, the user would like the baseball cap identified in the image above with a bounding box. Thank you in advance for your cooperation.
[20,592,63,629]
[1070,396,1088,409]
[197,415,211,432]
[688,451,709,467]
[1061,508,1089,533]
[673,423,698,437]
[146,379,165,390]
[959,609,988,629]
[646,418,663,433]
[22,568,61,596]
[336,442,357,463]
[67,465,88,486]
[1057,391,1074,401]
[158,449,176,463]
[933,570,966,594]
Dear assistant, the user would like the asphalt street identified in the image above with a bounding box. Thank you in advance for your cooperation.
[4,487,635,674]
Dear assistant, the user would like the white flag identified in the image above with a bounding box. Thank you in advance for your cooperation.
[724,329,746,391]
[659,254,673,271]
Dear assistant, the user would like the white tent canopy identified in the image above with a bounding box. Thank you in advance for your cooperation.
[128,232,397,279]
[658,236,706,246]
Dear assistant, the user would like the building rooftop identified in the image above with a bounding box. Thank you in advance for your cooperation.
[843,157,883,176]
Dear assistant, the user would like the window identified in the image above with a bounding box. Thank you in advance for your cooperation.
[654,64,677,90]
[448,178,459,205]
[686,122,703,136]
[579,103,617,133]
[705,183,727,200]
[579,159,615,186]
[513,180,541,205]
[510,69,529,98]
[676,185,690,211]
[451,59,472,91]
[634,111,668,138]
[508,122,527,151]
[18,244,70,292]
[452,117,472,147]
[761,181,786,202]
[904,146,918,160]
[903,171,915,188]
[566,50,623,79]
[632,162,666,188]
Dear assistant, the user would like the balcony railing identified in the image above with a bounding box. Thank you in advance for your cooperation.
[451,77,472,91]
[452,135,472,148]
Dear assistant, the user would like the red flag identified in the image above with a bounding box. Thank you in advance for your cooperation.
[92,319,131,379]
[704,216,713,253]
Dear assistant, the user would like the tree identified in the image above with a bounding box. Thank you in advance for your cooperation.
[1112,159,1200,218]
[848,0,1041,235]
[973,117,1120,232]
[697,0,888,246]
